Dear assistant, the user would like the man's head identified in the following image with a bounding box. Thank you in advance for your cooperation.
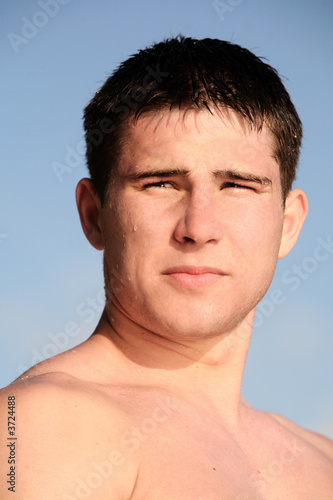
[83,36,302,205]
[77,36,308,342]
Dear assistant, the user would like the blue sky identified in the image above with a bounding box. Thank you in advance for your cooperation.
[1,0,332,438]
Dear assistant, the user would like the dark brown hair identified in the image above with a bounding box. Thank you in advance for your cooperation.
[84,36,302,204]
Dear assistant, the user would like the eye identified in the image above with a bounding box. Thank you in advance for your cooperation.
[221,182,255,191]
[143,181,174,189]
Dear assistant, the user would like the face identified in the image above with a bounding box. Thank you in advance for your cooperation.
[99,109,286,340]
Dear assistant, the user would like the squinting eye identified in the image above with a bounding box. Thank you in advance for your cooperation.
[222,182,254,190]
[144,181,174,189]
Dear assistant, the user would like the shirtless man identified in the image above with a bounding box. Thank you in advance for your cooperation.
[1,36,332,499]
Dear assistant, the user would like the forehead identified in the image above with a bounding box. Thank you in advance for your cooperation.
[118,108,280,181]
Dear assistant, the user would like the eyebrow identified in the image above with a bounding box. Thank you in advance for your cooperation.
[213,169,272,186]
[122,168,190,181]
[122,167,272,186]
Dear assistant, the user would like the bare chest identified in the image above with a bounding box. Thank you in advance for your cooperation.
[87,389,333,500]
[129,429,332,500]
[114,400,329,500]
[111,407,315,500]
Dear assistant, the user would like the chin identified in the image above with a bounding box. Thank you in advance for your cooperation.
[142,305,250,342]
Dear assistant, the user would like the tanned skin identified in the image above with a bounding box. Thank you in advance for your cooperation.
[1,110,332,500]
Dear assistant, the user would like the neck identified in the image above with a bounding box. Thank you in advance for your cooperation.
[92,302,255,423]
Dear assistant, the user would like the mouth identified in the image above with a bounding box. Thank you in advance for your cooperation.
[162,266,226,289]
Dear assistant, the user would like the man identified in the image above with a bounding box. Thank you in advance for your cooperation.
[1,36,332,499]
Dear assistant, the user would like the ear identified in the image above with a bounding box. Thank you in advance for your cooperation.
[76,178,104,250]
[278,188,308,259]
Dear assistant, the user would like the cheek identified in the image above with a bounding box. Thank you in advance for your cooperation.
[122,197,176,254]
[231,202,284,267]
[103,200,169,277]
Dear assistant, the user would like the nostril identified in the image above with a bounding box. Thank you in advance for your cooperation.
[183,236,195,243]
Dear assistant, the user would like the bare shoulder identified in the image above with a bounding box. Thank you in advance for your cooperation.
[0,368,138,499]
[269,411,333,461]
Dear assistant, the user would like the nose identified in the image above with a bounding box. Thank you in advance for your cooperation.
[173,187,223,247]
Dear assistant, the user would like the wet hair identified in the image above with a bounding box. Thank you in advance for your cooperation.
[83,35,302,204]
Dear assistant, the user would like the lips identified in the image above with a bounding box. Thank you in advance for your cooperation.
[162,266,226,288]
